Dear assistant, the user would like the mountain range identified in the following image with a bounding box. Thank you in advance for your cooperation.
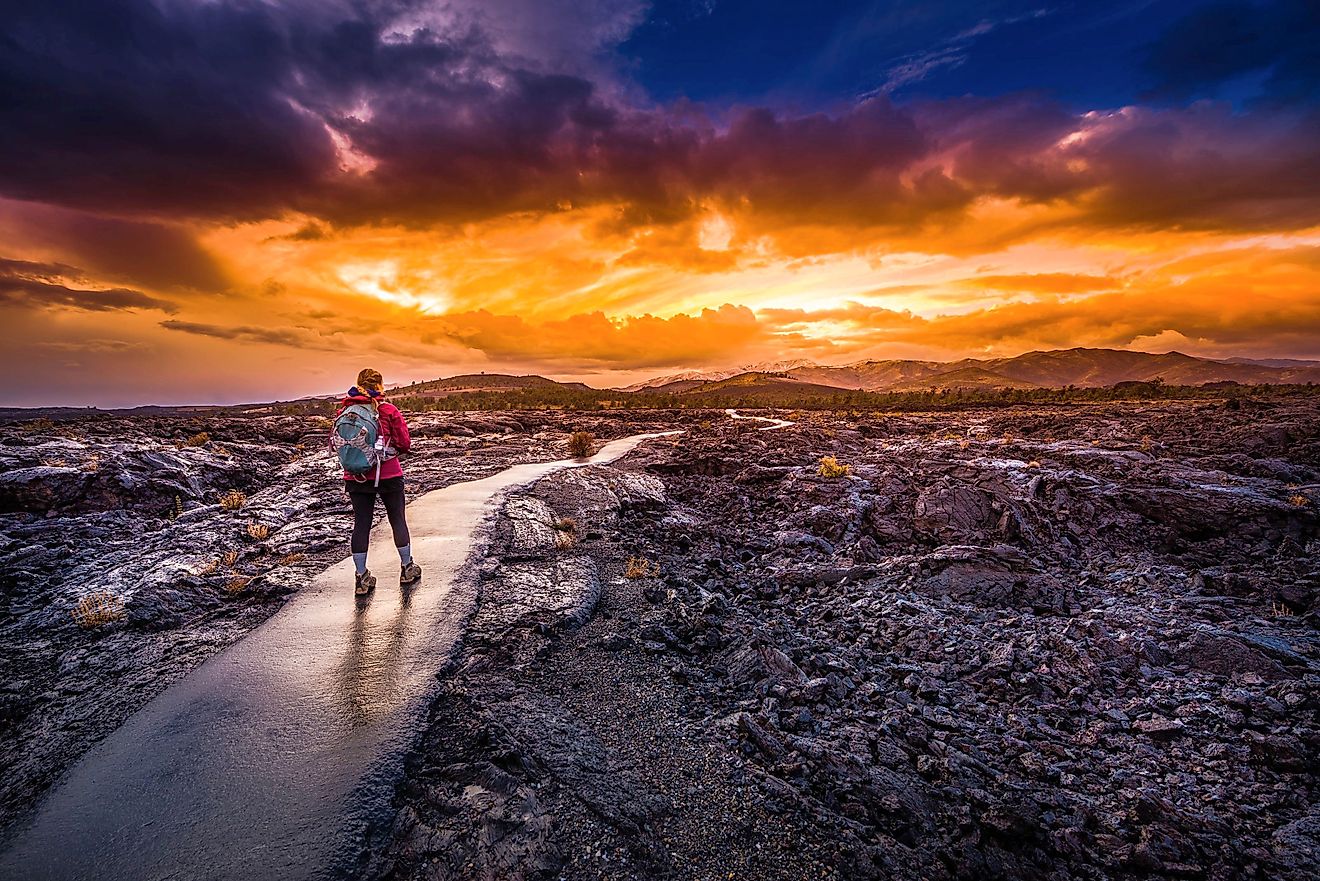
[616,348,1320,394]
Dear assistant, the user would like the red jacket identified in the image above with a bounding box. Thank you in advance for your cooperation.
[337,394,412,481]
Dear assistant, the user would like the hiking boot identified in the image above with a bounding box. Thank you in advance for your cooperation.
[400,561,422,586]
[355,569,376,595]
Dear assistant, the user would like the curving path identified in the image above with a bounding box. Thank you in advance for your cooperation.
[0,431,677,881]
[725,408,795,430]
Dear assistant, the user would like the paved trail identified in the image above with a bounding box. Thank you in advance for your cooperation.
[0,431,677,881]
[724,408,794,430]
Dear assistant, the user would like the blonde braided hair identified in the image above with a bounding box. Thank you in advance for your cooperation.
[356,368,384,413]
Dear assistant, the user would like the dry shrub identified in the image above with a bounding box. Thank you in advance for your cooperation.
[567,431,595,458]
[197,559,220,576]
[279,552,305,565]
[246,523,271,540]
[1139,435,1154,453]
[219,490,247,510]
[183,432,210,447]
[624,556,658,579]
[71,591,126,629]
[222,549,240,567]
[1289,493,1308,507]
[817,455,853,478]
[958,439,971,450]
[225,576,251,595]
[552,517,578,549]
[22,417,55,434]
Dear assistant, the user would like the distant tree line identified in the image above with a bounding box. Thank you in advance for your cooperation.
[376,380,1320,413]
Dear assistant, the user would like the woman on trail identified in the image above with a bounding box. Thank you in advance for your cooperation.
[338,369,421,595]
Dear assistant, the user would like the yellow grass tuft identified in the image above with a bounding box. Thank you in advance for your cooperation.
[183,432,210,447]
[817,455,852,478]
[219,490,247,511]
[225,576,251,595]
[624,556,659,579]
[222,549,240,567]
[1288,493,1308,507]
[246,523,271,540]
[71,591,126,629]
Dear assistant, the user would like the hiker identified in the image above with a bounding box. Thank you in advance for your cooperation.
[331,368,422,595]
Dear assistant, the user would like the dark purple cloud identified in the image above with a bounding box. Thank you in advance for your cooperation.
[0,0,1316,240]
[0,258,177,312]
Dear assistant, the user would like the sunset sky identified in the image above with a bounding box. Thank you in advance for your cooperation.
[3,0,1319,406]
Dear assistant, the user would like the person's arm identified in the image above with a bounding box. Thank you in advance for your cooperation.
[385,403,412,452]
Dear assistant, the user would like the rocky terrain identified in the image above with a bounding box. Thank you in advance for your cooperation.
[0,407,687,834]
[374,398,1319,880]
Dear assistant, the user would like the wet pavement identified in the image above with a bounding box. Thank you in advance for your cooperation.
[0,431,678,881]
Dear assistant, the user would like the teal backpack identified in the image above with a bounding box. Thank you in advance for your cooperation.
[330,403,384,484]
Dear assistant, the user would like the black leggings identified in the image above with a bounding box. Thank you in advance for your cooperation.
[347,477,410,554]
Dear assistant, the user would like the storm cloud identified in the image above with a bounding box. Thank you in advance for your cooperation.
[1,0,1316,240]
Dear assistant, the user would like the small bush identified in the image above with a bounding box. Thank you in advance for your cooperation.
[567,431,595,458]
[219,490,247,510]
[222,549,240,567]
[1139,434,1154,452]
[552,517,578,549]
[817,456,852,478]
[246,523,271,540]
[21,417,55,434]
[71,591,126,629]
[279,552,305,565]
[624,556,658,579]
[183,432,210,447]
[225,576,251,595]
[1289,493,1308,507]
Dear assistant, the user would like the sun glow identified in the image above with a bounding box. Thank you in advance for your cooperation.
[336,261,450,313]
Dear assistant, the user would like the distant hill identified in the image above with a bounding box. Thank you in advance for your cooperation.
[887,365,1041,392]
[619,359,818,391]
[381,348,1320,412]
[396,374,592,398]
[629,348,1320,394]
[675,372,855,403]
